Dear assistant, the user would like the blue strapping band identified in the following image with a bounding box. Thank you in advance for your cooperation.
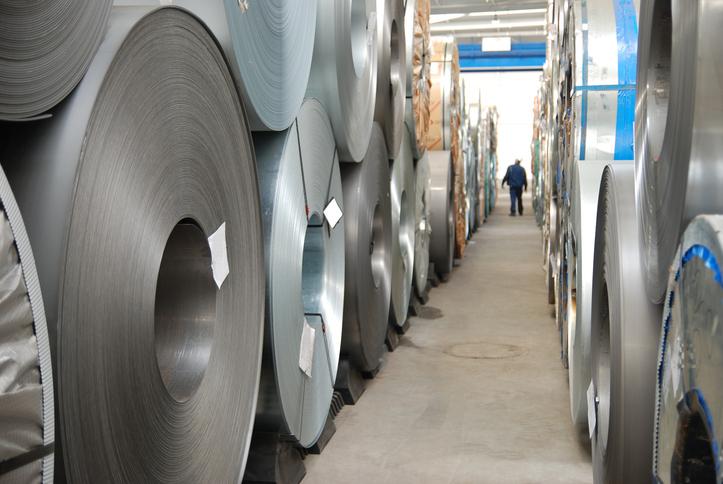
[575,83,636,91]
[612,0,638,160]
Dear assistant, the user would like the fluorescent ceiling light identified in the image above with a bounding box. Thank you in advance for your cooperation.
[430,13,465,24]
[467,8,547,17]
[431,20,546,32]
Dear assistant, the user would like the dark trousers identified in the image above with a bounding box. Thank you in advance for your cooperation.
[509,187,523,215]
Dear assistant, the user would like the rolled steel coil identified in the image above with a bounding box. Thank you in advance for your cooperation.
[412,150,431,299]
[374,0,406,157]
[465,136,476,237]
[124,0,318,131]
[428,150,454,278]
[635,0,723,304]
[0,7,264,481]
[589,163,661,483]
[253,99,344,448]
[429,41,465,258]
[573,0,638,162]
[0,166,54,482]
[566,160,608,435]
[389,127,415,330]
[545,200,558,305]
[340,124,391,373]
[0,0,112,120]
[307,0,378,162]
[555,209,568,363]
[403,0,431,158]
[654,215,723,483]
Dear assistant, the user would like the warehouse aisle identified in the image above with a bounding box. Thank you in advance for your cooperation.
[304,197,592,483]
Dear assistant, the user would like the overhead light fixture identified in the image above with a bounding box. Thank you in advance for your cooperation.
[429,13,466,24]
[467,8,547,17]
[430,20,547,32]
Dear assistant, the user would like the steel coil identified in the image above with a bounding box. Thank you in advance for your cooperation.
[566,159,608,434]
[545,200,558,305]
[0,166,54,482]
[428,150,454,278]
[389,127,415,330]
[0,0,112,120]
[429,41,465,258]
[573,0,638,162]
[589,163,661,483]
[340,124,391,373]
[0,7,264,481]
[635,0,723,304]
[654,215,723,484]
[253,99,344,448]
[374,0,406,157]
[404,0,431,158]
[307,0,378,162]
[122,0,318,131]
[412,150,431,299]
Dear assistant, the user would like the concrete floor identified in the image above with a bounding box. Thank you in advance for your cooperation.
[304,199,592,484]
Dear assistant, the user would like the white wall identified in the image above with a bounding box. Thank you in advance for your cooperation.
[462,71,540,178]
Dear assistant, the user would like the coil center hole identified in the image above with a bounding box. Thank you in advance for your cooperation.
[370,202,386,289]
[154,220,216,403]
[646,0,671,161]
[302,213,325,314]
[389,19,401,95]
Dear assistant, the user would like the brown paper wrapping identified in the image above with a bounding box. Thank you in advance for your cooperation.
[429,41,465,258]
[411,0,431,154]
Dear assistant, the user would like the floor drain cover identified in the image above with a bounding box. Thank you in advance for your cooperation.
[444,342,526,360]
[416,306,443,319]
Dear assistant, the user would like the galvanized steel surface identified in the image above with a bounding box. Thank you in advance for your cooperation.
[253,99,344,448]
[307,0,379,162]
[340,124,392,373]
[374,0,406,157]
[0,0,112,120]
[0,7,265,481]
[389,128,415,329]
[567,160,608,433]
[635,0,723,303]
[589,163,661,483]
[654,215,723,483]
[428,150,454,277]
[412,151,431,299]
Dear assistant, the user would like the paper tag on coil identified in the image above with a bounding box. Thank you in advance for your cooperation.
[323,198,343,229]
[587,381,596,439]
[299,319,315,378]
[208,222,229,289]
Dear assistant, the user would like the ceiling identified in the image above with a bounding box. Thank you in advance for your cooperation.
[430,0,547,43]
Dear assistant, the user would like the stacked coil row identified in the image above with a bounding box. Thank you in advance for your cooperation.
[0,0,495,481]
[537,0,723,482]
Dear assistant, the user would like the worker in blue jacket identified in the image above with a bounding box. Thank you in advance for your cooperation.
[501,159,528,216]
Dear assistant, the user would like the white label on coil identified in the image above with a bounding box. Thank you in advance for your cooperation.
[587,381,596,439]
[299,319,315,378]
[208,222,230,289]
[323,198,343,229]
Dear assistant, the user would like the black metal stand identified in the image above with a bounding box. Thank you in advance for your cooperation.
[242,432,305,484]
[334,358,366,405]
[385,324,400,351]
[306,412,336,455]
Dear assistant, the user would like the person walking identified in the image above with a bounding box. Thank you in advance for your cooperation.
[501,159,527,216]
